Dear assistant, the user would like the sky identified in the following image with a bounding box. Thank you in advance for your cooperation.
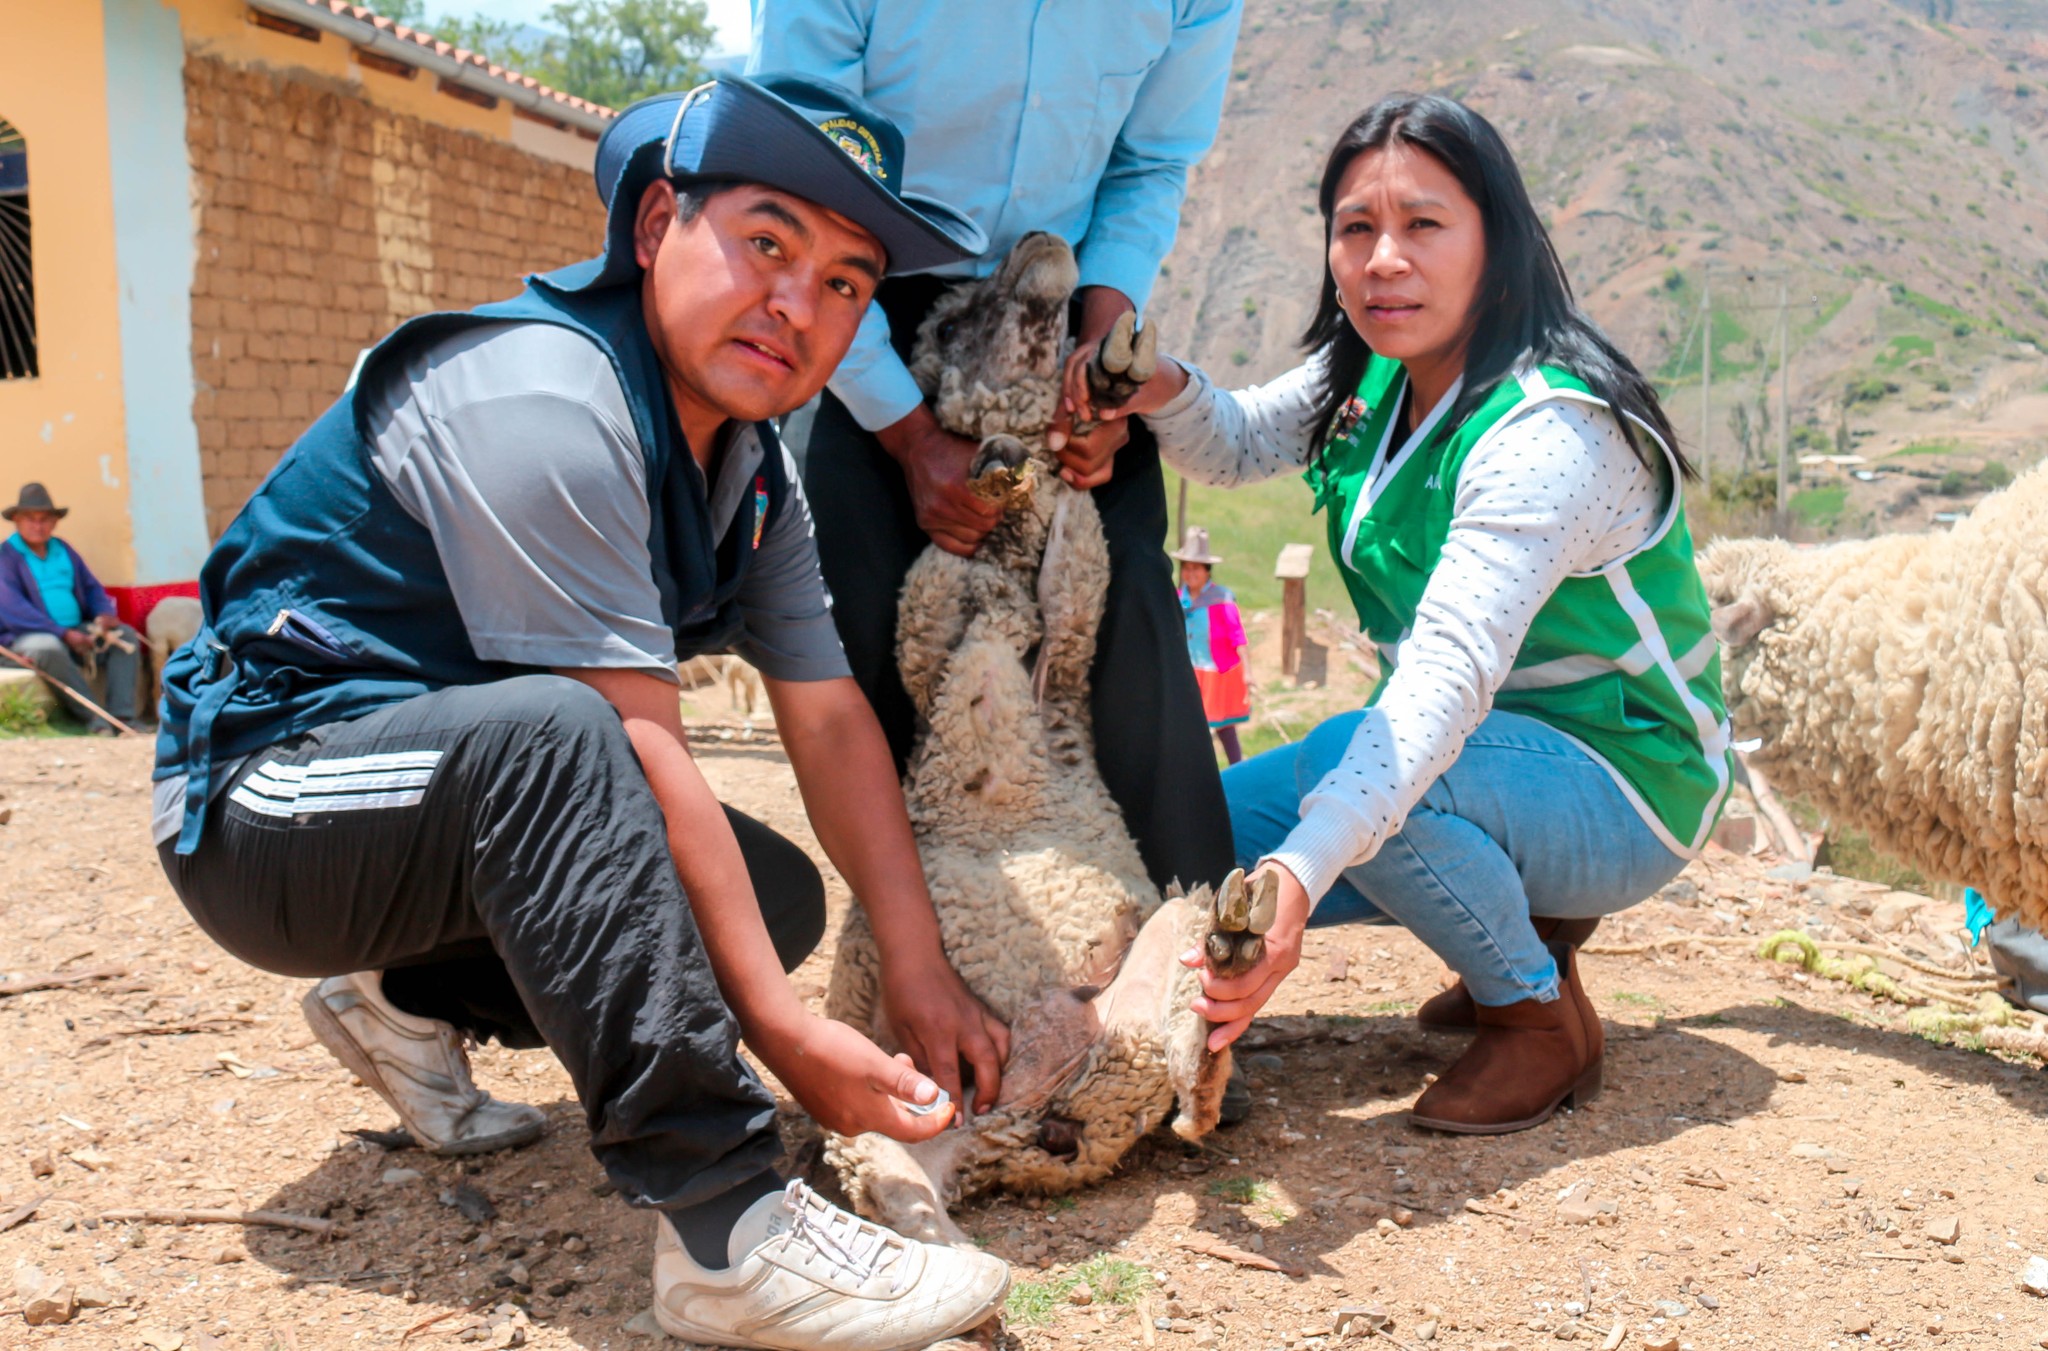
[470,0,753,56]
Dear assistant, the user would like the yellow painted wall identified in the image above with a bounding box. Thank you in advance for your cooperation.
[0,1,135,581]
[0,0,600,584]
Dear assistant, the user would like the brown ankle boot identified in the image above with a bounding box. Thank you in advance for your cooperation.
[1414,917,1602,1031]
[1409,942,1602,1134]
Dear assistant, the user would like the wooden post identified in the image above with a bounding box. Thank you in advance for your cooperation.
[1274,543,1314,680]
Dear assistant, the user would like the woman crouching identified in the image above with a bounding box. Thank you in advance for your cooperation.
[1079,94,1731,1134]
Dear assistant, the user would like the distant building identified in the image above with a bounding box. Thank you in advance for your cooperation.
[0,0,614,586]
[1797,453,1869,481]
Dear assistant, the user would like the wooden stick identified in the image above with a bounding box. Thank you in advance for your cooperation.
[0,964,132,998]
[1739,754,1812,864]
[0,641,140,735]
[1176,1233,1302,1277]
[0,1191,49,1232]
[400,1294,497,1343]
[100,1207,337,1237]
[81,1016,255,1048]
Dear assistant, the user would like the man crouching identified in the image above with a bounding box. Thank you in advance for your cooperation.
[152,75,1012,1350]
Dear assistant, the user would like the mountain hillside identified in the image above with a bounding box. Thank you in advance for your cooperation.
[1152,0,2048,540]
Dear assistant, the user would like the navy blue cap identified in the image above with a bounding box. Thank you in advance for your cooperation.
[576,73,986,289]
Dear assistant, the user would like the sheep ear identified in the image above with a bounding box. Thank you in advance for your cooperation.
[1711,594,1775,648]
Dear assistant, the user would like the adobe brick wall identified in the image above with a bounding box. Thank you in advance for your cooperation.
[184,55,605,538]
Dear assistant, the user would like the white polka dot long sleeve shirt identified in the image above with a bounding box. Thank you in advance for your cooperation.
[1145,360,1668,906]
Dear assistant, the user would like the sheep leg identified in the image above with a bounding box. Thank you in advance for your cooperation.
[1093,889,1234,1142]
[1083,309,1157,412]
[822,907,884,1035]
[827,1129,976,1250]
[1033,487,1109,730]
[897,549,977,721]
[1205,867,1278,980]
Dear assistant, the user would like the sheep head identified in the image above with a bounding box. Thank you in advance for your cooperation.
[908,232,1075,480]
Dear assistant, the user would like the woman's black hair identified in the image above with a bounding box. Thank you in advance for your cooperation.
[1300,94,1692,480]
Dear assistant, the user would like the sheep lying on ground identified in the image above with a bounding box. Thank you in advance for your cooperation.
[1698,462,2046,928]
[824,233,1242,1246]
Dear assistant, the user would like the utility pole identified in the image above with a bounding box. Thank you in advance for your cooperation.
[1775,278,1791,536]
[1699,269,1713,496]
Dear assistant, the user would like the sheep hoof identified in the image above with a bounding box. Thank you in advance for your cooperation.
[1245,869,1280,936]
[1086,310,1156,408]
[1214,867,1251,931]
[969,435,1032,501]
[1206,931,1263,980]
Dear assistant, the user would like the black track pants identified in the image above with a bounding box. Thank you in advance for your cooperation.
[797,277,1236,894]
[159,675,824,1212]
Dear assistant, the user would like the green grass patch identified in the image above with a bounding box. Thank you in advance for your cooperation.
[1233,715,1314,764]
[1610,991,1664,1009]
[1655,276,1759,380]
[0,683,65,738]
[1891,440,1959,457]
[1004,1255,1153,1325]
[1165,470,1342,616]
[1888,283,1974,330]
[1362,999,1417,1014]
[1004,1277,1070,1326]
[1875,334,1935,368]
[1821,828,1931,891]
[1789,484,1848,528]
[1206,1176,1278,1206]
[1783,798,1934,891]
[1046,1194,1078,1213]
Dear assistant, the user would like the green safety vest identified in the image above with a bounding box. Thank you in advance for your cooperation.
[1309,354,1733,857]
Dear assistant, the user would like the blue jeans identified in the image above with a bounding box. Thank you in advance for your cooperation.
[1225,710,1688,1006]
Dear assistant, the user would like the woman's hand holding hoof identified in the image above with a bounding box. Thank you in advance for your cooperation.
[1183,863,1309,1053]
[751,1011,961,1143]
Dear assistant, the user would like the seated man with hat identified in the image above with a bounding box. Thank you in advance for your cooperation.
[1,482,142,735]
[154,76,1011,1349]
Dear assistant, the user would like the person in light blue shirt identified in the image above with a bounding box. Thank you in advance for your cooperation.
[751,0,1244,900]
[0,481,142,734]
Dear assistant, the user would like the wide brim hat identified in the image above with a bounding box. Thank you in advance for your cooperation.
[1170,527,1222,565]
[2,482,66,522]
[570,73,986,291]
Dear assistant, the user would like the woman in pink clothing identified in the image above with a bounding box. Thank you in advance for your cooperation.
[1173,527,1251,764]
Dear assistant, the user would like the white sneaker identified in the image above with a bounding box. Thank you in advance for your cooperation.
[302,971,546,1156]
[652,1180,1010,1350]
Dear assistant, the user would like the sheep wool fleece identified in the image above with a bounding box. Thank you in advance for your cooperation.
[1319,355,1734,856]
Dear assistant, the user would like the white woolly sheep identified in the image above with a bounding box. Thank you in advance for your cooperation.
[822,234,1236,1246]
[144,596,203,707]
[1698,462,2047,929]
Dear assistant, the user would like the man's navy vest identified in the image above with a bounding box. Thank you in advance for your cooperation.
[157,262,790,854]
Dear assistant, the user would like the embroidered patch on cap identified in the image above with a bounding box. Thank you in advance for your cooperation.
[752,475,769,549]
[817,116,888,182]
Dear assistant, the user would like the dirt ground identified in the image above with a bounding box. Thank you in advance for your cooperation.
[7,733,2048,1351]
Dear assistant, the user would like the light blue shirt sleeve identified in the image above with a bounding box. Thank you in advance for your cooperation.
[751,0,926,431]
[749,0,1242,429]
[1075,0,1243,312]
